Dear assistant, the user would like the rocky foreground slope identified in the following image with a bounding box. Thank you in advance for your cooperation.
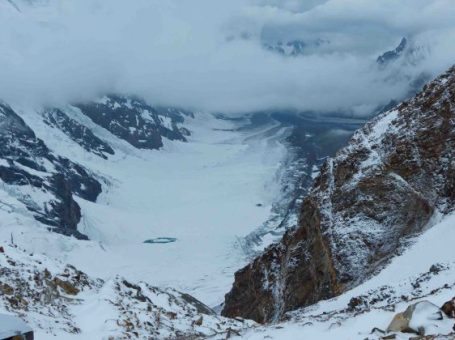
[234,211,455,339]
[223,65,455,323]
[0,243,252,339]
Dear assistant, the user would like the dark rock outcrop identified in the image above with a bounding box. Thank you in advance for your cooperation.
[0,95,194,239]
[43,108,115,159]
[377,37,408,65]
[441,297,455,318]
[222,65,455,323]
[0,103,102,239]
[75,95,191,150]
[263,38,328,57]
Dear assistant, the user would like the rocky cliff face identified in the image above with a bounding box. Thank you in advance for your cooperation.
[75,95,191,150]
[0,103,101,239]
[0,95,193,239]
[222,65,455,323]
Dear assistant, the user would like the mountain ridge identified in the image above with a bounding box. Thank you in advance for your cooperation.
[222,64,455,323]
[0,95,192,239]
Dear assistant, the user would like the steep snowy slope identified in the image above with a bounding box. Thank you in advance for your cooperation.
[223,65,455,323]
[240,112,364,255]
[234,211,455,339]
[0,102,102,239]
[73,95,191,150]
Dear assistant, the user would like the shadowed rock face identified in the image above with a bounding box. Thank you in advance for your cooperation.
[222,65,455,323]
[43,108,115,159]
[377,37,408,65]
[75,95,191,150]
[0,103,101,239]
[0,95,194,239]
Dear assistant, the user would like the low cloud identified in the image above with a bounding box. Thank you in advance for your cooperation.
[1,0,455,115]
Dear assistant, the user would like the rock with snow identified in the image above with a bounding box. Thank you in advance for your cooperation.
[0,244,253,339]
[0,94,195,240]
[42,108,115,160]
[74,95,191,150]
[387,301,453,336]
[0,102,102,239]
[0,313,33,340]
[377,38,408,66]
[231,213,455,339]
[222,65,455,323]
[441,297,455,318]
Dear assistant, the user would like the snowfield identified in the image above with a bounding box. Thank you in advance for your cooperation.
[0,110,288,313]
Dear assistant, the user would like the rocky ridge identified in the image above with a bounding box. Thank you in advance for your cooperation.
[75,95,191,150]
[0,96,192,239]
[239,112,364,256]
[0,102,102,239]
[222,65,455,323]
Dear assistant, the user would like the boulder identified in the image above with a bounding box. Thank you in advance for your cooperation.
[387,311,412,334]
[387,301,453,336]
[441,297,455,318]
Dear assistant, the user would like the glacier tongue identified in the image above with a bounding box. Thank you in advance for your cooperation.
[0,104,289,318]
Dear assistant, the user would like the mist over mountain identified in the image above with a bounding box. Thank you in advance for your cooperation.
[2,1,455,339]
[1,0,455,114]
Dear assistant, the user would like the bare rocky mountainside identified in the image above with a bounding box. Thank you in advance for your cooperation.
[222,65,455,323]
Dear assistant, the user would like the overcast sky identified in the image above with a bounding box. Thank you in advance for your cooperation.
[1,0,455,115]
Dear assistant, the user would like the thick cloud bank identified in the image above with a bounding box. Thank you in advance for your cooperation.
[1,0,455,114]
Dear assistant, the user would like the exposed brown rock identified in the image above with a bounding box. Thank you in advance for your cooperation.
[441,297,455,318]
[53,277,80,295]
[193,315,203,326]
[0,282,14,295]
[222,65,455,323]
[386,301,447,336]
[387,311,412,334]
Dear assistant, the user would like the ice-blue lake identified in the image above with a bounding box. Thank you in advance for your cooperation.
[143,237,177,244]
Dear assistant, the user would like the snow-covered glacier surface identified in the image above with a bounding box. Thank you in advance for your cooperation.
[0,109,288,309]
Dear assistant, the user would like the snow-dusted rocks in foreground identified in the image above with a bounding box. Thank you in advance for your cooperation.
[234,212,455,339]
[0,243,254,339]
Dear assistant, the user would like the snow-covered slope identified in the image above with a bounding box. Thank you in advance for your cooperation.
[234,211,455,339]
[0,102,102,239]
[0,242,253,339]
[0,97,291,337]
